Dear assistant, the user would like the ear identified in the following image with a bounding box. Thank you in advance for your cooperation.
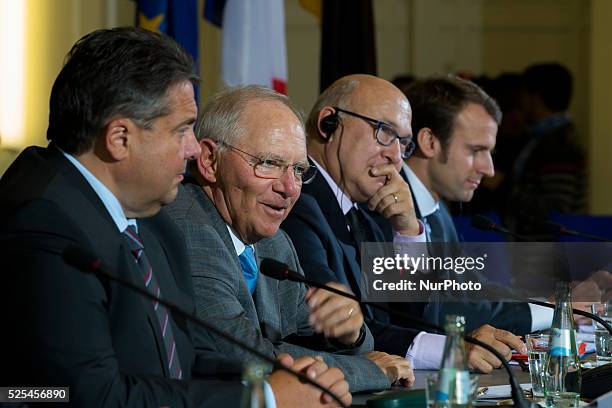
[103,118,135,161]
[197,138,219,183]
[317,106,338,142]
[415,127,440,159]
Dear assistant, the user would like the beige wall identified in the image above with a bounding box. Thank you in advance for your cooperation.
[1,0,610,214]
[589,0,612,214]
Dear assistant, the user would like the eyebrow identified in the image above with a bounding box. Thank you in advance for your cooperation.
[255,151,309,166]
[172,116,197,131]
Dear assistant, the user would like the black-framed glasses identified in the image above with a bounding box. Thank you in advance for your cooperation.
[334,107,416,158]
[220,142,317,184]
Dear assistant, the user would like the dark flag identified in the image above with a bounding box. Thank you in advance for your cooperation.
[320,0,377,92]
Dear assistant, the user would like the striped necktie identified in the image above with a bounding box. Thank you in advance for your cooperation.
[123,225,183,379]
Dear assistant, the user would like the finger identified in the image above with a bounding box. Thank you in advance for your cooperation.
[322,377,350,404]
[315,367,345,393]
[276,353,294,367]
[304,359,329,380]
[370,163,401,180]
[309,297,353,329]
[305,287,316,301]
[368,179,404,211]
[291,355,316,371]
[324,314,363,339]
[469,354,494,374]
[494,329,527,354]
[479,344,505,366]
[307,286,333,309]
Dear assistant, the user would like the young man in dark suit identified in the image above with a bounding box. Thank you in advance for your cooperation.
[0,28,348,407]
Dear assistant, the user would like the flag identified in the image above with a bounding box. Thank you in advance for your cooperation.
[205,0,288,94]
[136,0,199,65]
[320,0,376,92]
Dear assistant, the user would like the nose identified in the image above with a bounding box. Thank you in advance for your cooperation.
[274,167,300,198]
[184,130,201,160]
[383,139,403,168]
[478,151,495,178]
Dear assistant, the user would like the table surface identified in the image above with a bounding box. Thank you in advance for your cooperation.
[351,364,531,407]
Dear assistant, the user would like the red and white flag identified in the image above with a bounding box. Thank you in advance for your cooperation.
[221,0,288,94]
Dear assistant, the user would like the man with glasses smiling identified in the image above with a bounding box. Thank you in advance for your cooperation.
[281,74,527,374]
[165,85,415,396]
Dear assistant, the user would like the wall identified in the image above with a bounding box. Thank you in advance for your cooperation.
[1,0,609,214]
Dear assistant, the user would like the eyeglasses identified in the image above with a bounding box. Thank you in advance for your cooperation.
[221,142,317,184]
[334,107,416,158]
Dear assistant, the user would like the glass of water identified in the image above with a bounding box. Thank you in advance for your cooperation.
[591,302,612,366]
[525,333,549,398]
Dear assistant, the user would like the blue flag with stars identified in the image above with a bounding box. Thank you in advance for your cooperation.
[136,0,198,65]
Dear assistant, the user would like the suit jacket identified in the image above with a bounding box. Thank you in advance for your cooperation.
[165,180,390,392]
[280,172,422,357]
[0,145,243,407]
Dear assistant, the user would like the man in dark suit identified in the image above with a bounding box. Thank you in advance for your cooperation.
[0,28,348,407]
[397,76,535,335]
[165,85,413,394]
[281,74,527,373]
[400,76,608,334]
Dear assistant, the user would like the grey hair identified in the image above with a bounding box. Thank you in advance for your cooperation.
[305,78,359,140]
[197,85,304,147]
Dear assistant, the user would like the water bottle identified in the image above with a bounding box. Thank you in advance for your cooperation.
[240,363,269,408]
[435,315,471,407]
[544,282,581,408]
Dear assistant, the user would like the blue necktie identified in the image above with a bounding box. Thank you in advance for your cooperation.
[239,246,258,294]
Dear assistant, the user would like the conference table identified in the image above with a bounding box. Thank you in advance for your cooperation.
[351,365,532,407]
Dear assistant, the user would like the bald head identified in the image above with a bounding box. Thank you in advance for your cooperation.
[306,74,410,143]
[306,74,412,203]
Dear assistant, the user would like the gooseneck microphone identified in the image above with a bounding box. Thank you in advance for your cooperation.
[470,215,531,241]
[541,221,612,243]
[261,258,537,408]
[63,245,349,408]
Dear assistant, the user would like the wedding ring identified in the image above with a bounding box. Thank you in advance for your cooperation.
[347,307,354,319]
[393,194,398,203]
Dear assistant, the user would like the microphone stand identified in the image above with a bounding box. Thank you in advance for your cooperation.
[63,245,349,408]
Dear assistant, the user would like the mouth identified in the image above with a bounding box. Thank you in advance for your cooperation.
[466,179,480,189]
[261,202,288,218]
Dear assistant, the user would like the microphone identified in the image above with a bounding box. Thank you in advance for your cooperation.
[261,258,537,408]
[471,215,531,241]
[63,245,348,408]
[541,221,612,243]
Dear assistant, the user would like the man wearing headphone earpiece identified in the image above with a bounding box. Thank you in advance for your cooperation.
[281,74,527,373]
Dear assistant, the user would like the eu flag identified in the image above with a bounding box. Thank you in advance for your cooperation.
[136,0,199,65]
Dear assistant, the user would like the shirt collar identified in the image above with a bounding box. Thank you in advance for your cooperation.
[226,225,255,257]
[310,156,355,215]
[61,149,134,233]
[403,163,439,218]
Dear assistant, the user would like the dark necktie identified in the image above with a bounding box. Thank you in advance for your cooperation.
[346,207,374,263]
[123,225,183,379]
[239,246,258,295]
[424,206,459,244]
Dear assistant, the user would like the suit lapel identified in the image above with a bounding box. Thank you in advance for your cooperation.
[184,182,263,321]
[302,174,365,294]
[253,242,281,332]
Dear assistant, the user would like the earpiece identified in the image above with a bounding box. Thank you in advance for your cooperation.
[319,111,339,141]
